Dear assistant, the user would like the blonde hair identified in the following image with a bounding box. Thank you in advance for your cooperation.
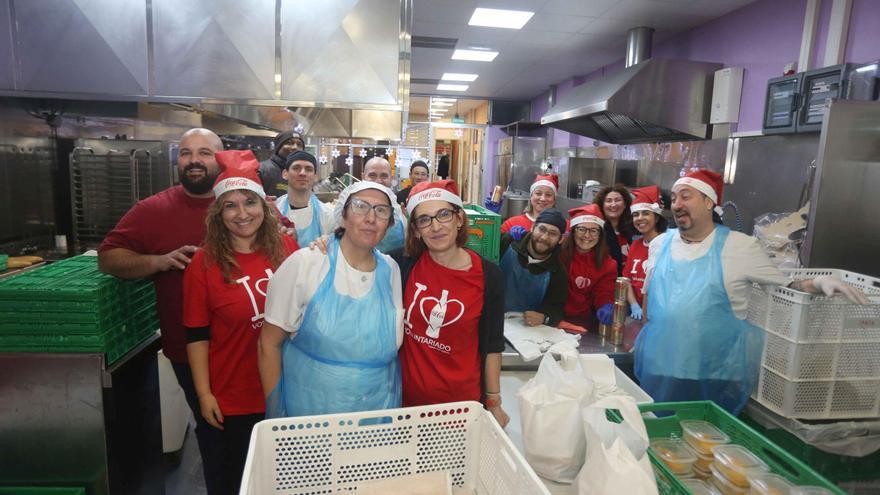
[202,190,286,282]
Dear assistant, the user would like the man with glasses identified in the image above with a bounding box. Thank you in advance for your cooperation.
[499,209,569,327]
[274,150,336,245]
[362,156,407,253]
[259,131,305,197]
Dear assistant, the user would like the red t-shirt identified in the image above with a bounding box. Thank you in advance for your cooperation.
[400,249,484,406]
[182,236,298,416]
[563,250,618,319]
[623,238,650,305]
[616,232,630,258]
[98,186,213,363]
[500,214,534,233]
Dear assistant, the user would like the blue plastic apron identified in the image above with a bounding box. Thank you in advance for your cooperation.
[634,226,764,415]
[499,242,551,313]
[280,193,324,246]
[376,211,405,254]
[267,237,401,418]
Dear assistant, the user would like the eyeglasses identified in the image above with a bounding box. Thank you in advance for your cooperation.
[348,197,392,220]
[534,224,561,239]
[414,208,457,229]
[573,225,601,236]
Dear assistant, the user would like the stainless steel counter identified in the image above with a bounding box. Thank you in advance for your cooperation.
[0,334,164,494]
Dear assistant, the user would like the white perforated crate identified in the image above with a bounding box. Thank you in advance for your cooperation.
[755,366,880,420]
[239,401,549,495]
[747,269,880,343]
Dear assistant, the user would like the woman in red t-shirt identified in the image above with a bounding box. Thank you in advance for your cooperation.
[560,204,618,329]
[183,151,298,495]
[397,180,509,427]
[500,174,558,234]
[623,185,667,320]
[594,184,636,277]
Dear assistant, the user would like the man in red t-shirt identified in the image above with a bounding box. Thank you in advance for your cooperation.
[98,127,223,468]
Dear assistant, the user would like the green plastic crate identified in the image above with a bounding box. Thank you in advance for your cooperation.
[0,254,7,271]
[463,204,501,262]
[0,488,86,495]
[740,413,880,483]
[636,402,844,495]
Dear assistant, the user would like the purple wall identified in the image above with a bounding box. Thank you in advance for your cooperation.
[483,125,507,199]
[528,0,880,135]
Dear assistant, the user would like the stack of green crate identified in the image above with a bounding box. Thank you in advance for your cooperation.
[463,204,501,262]
[0,255,158,364]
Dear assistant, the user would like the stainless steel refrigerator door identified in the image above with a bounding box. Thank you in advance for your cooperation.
[801,100,880,277]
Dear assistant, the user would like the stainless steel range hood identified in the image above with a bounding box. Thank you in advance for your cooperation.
[541,28,722,144]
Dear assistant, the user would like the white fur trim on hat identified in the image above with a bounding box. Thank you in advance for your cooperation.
[406,188,463,215]
[570,214,605,228]
[213,178,266,199]
[631,202,662,214]
[334,181,397,224]
[530,180,557,194]
[673,177,717,204]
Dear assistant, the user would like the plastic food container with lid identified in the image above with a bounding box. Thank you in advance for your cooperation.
[683,478,723,495]
[710,463,750,495]
[650,438,698,475]
[693,463,713,481]
[748,473,794,495]
[681,420,731,455]
[712,444,770,487]
[690,444,714,472]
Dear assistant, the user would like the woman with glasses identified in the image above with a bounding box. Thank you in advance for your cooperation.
[560,204,617,328]
[624,186,668,320]
[594,184,636,276]
[395,180,509,427]
[259,182,403,417]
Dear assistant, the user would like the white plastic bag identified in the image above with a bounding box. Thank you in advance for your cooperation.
[517,349,595,483]
[576,396,658,495]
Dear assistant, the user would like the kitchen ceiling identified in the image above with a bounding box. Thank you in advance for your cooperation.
[411,0,758,101]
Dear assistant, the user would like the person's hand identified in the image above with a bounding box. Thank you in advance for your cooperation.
[484,196,502,214]
[198,393,224,430]
[523,310,546,327]
[278,224,297,239]
[812,275,870,304]
[629,302,643,320]
[597,303,614,325]
[509,225,527,241]
[488,405,510,429]
[152,245,198,272]
[309,235,330,254]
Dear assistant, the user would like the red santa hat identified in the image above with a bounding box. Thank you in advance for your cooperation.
[212,150,266,199]
[406,179,463,215]
[673,169,724,215]
[530,174,559,195]
[630,185,663,214]
[568,204,605,228]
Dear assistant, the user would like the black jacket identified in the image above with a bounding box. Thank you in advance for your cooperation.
[390,249,506,356]
[500,233,568,326]
[258,154,288,198]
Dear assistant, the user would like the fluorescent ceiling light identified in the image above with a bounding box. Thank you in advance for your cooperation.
[431,102,454,107]
[437,84,469,91]
[468,8,534,29]
[452,49,499,62]
[432,97,458,103]
[442,73,478,82]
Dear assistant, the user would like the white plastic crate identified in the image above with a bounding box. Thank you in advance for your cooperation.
[755,366,880,420]
[239,401,549,495]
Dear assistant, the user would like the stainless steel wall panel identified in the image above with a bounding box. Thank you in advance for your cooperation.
[0,1,13,89]
[0,138,55,244]
[280,0,401,106]
[152,0,275,100]
[14,0,148,94]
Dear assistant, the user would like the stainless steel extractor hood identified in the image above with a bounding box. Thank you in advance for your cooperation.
[541,27,722,144]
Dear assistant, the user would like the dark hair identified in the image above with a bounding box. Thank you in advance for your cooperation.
[410,161,429,173]
[560,224,608,269]
[656,213,669,232]
[404,205,468,258]
[712,211,723,224]
[333,190,395,239]
[594,184,636,238]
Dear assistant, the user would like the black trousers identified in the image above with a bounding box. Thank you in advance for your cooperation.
[170,362,220,494]
[198,413,264,495]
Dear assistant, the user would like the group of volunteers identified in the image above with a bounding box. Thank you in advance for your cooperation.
[97,128,868,494]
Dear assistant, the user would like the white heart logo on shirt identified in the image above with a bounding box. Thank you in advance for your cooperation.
[419,293,465,339]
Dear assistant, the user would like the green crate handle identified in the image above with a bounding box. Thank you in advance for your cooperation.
[638,401,845,495]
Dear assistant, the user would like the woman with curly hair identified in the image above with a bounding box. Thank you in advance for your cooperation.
[594,184,636,276]
[183,150,298,495]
